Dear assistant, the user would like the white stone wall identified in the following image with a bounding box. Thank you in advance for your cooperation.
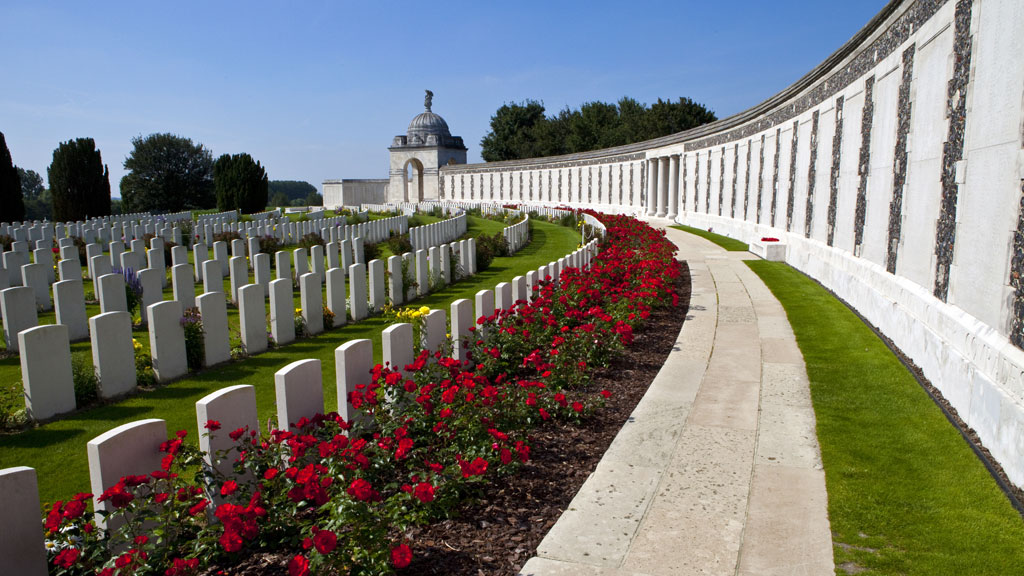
[322,179,388,209]
[438,0,1024,488]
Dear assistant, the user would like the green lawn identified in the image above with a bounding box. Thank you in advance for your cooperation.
[0,217,576,504]
[747,261,1024,575]
[670,224,749,251]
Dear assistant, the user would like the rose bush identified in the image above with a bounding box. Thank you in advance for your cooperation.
[42,212,681,576]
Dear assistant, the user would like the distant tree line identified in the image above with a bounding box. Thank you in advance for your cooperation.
[1,130,320,222]
[480,97,717,162]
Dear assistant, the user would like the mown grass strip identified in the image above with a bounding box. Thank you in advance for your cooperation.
[0,217,578,503]
[669,224,748,251]
[747,260,1024,575]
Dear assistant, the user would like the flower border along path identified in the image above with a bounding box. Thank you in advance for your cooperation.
[21,213,681,576]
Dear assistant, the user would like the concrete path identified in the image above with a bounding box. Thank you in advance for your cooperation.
[519,224,834,576]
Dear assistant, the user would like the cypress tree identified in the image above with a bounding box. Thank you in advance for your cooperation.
[0,132,25,222]
[214,153,269,214]
[48,138,111,221]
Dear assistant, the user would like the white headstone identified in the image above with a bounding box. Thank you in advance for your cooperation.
[422,308,446,353]
[253,252,271,288]
[299,272,323,335]
[382,323,413,377]
[148,300,188,382]
[53,279,89,341]
[238,283,267,355]
[197,292,231,367]
[275,359,324,433]
[415,249,429,296]
[387,255,402,306]
[19,324,75,420]
[90,311,136,398]
[0,467,49,576]
[138,268,163,325]
[87,419,167,529]
[98,272,128,314]
[325,267,347,327]
[21,263,50,310]
[229,255,247,304]
[171,263,195,309]
[213,241,229,275]
[368,259,385,312]
[348,262,368,321]
[450,298,474,363]
[274,250,290,282]
[196,385,258,480]
[335,339,372,426]
[269,278,295,346]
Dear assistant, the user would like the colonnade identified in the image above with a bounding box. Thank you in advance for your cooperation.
[644,154,680,219]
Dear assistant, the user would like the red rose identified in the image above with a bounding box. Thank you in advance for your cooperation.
[313,529,337,554]
[391,544,413,568]
[413,482,435,503]
[288,554,311,576]
[221,480,239,496]
[347,478,377,502]
[263,468,279,480]
[204,420,221,431]
[54,547,80,568]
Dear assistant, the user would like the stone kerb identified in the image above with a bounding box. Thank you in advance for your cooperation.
[87,418,167,529]
[20,324,75,420]
[196,385,258,481]
[336,339,372,426]
[148,300,188,382]
[0,467,48,576]
[275,359,325,433]
[197,292,231,367]
[90,311,136,399]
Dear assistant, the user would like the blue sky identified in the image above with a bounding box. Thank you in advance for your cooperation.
[1,1,888,197]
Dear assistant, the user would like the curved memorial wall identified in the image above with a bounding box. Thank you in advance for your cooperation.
[440,0,1024,488]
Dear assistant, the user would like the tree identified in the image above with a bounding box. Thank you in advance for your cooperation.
[0,132,25,222]
[269,191,290,208]
[480,96,717,161]
[48,137,111,221]
[479,100,548,162]
[120,133,214,213]
[214,153,269,214]
[268,180,317,202]
[18,167,51,221]
[303,191,323,207]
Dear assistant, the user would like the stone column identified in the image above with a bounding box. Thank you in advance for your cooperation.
[645,158,658,216]
[656,156,670,218]
[668,154,680,219]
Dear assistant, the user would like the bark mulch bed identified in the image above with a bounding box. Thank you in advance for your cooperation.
[206,262,692,575]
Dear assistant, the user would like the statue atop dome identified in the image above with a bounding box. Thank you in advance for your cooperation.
[425,89,433,112]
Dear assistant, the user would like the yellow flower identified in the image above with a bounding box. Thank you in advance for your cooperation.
[418,306,430,315]
[132,338,142,351]
[295,308,303,315]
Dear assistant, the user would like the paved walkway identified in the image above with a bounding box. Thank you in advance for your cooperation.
[520,224,834,576]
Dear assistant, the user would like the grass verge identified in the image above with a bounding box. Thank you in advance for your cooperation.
[0,218,578,503]
[670,224,748,251]
[747,260,1024,575]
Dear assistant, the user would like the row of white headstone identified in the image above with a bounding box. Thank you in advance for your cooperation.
[0,235,599,576]
[4,234,480,419]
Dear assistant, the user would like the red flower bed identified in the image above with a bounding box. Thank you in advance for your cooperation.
[42,213,681,576]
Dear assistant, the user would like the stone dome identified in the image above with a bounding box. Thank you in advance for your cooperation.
[407,111,452,140]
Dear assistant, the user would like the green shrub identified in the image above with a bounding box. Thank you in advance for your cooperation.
[299,233,324,250]
[72,352,99,406]
[386,232,413,256]
[475,232,509,272]
[259,234,281,254]
[212,230,241,244]
[363,241,382,263]
[181,307,205,372]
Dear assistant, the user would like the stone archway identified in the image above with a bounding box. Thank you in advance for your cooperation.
[404,158,425,202]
